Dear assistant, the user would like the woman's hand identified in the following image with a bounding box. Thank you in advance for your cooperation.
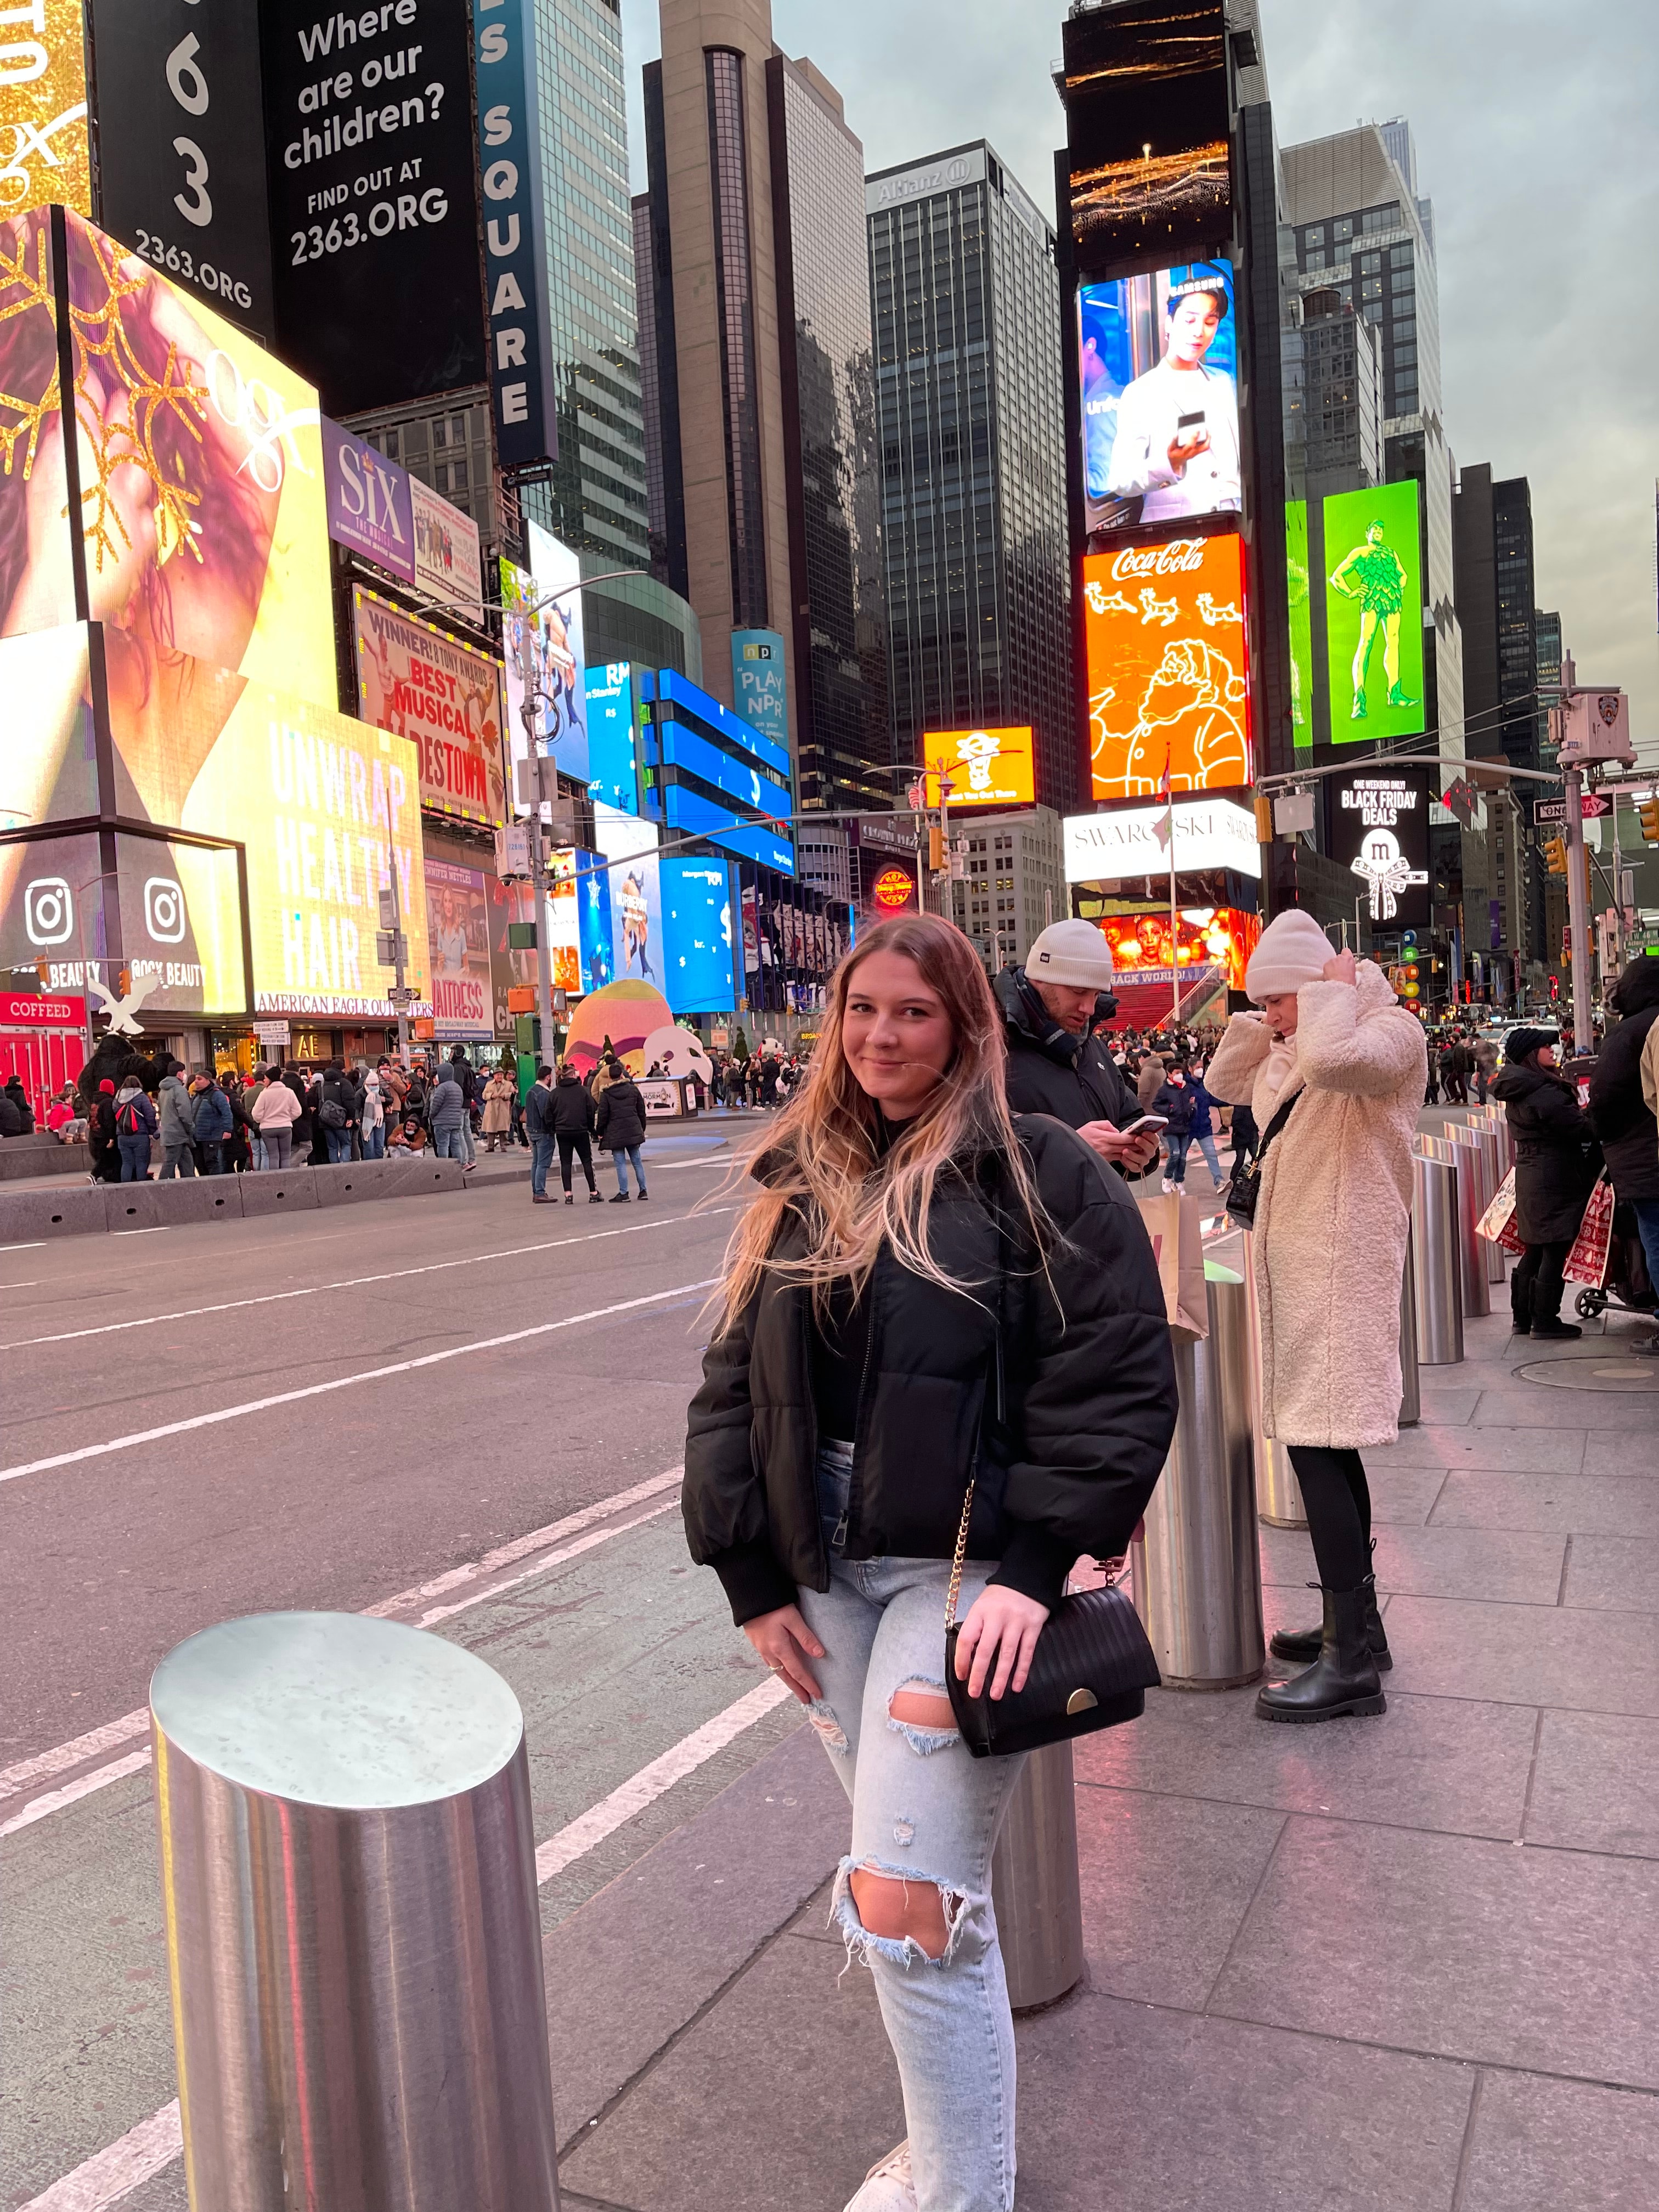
[1322,949,1357,986]
[743,1604,826,1704]
[953,1586,1051,1701]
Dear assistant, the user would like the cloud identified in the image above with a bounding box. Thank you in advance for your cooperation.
[620,0,1659,745]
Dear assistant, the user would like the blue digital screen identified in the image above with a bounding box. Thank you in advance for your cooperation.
[663,784,795,874]
[659,719,792,816]
[584,662,639,815]
[661,857,736,1015]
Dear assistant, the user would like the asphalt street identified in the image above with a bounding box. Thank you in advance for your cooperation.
[1,1138,800,2210]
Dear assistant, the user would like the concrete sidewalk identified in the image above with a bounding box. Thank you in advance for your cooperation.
[538,1295,1659,2212]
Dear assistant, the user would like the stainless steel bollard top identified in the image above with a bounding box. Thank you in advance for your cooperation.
[152,1611,561,2212]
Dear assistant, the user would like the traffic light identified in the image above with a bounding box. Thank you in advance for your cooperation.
[928,824,945,872]
[1639,797,1659,845]
[1544,835,1568,876]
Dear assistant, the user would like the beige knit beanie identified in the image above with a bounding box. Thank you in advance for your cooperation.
[1245,909,1336,1001]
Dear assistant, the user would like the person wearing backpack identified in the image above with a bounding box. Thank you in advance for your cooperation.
[114,1076,158,1180]
[312,1060,357,1165]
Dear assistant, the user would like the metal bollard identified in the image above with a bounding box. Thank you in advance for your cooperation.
[1240,1229,1306,1527]
[990,1742,1085,2012]
[1446,1120,1505,1284]
[1131,1259,1266,1688]
[1418,1133,1489,1318]
[151,1612,561,2212]
[1412,1150,1466,1362]
[1399,1221,1421,1424]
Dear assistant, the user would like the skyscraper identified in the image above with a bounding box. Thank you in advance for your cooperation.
[866,142,1075,812]
[637,0,890,814]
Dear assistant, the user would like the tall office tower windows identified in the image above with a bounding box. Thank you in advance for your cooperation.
[634,193,669,578]
[866,143,1075,812]
[707,50,769,626]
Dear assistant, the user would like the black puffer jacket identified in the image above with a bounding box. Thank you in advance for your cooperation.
[596,1077,647,1150]
[1489,1061,1600,1244]
[684,1115,1178,1624]
[1588,958,1659,1204]
[994,968,1149,1171]
[551,1069,597,1135]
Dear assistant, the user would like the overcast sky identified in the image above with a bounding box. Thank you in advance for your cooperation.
[619,0,1659,747]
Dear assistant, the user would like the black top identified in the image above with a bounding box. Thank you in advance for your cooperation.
[810,1278,871,1445]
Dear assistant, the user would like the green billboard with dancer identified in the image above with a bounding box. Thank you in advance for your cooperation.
[1323,479,1425,742]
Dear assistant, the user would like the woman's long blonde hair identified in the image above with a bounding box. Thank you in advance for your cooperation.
[713,914,1052,1326]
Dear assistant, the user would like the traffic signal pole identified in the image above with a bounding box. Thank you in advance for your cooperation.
[1563,759,1594,1049]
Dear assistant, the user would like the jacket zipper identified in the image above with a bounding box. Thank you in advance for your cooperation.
[836,1261,881,1555]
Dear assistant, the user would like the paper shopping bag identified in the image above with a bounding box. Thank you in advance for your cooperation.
[1564,1175,1615,1289]
[1476,1166,1525,1257]
[1133,1188,1209,1338]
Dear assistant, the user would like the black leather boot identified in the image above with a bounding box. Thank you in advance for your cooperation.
[1511,1274,1533,1336]
[1257,1585,1386,1723]
[1269,1572,1391,1669]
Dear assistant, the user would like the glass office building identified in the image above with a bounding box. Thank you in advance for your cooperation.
[866,142,1075,812]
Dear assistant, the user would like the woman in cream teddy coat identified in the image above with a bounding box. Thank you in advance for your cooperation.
[1206,909,1426,1723]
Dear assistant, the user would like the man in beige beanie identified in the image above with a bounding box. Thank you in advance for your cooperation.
[994,920,1162,1176]
[1206,908,1426,1723]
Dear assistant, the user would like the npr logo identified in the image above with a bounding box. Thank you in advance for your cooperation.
[743,641,774,662]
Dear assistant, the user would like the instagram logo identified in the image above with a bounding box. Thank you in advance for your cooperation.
[144,877,186,944]
[23,876,73,946]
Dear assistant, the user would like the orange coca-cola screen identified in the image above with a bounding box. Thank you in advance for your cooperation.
[1081,532,1252,802]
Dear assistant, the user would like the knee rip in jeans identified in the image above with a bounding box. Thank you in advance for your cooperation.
[805,1697,848,1753]
[887,1678,958,1756]
[832,1855,991,1973]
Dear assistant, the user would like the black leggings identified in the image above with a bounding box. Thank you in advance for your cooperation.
[556,1131,596,1191]
[1287,1446,1373,1591]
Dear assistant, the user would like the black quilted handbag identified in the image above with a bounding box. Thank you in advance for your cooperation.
[943,1480,1161,1759]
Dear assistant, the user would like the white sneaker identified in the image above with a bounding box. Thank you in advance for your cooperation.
[845,2141,915,2211]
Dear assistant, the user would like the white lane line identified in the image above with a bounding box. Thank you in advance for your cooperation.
[0,1240,46,1251]
[0,1280,716,1489]
[2,1468,689,1820]
[0,1206,734,1351]
[18,1673,793,2212]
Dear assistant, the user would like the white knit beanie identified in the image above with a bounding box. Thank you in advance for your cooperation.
[1025,919,1115,990]
[1245,909,1336,1001]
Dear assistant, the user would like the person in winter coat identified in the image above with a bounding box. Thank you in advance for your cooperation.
[1151,1063,1197,1188]
[190,1074,234,1173]
[1186,1068,1225,1185]
[543,1062,601,1203]
[228,1071,261,1171]
[359,1071,387,1160]
[114,1076,158,1180]
[684,913,1177,2212]
[481,1068,515,1152]
[427,1063,471,1163]
[596,1065,648,1200]
[282,1064,314,1164]
[448,1046,478,1165]
[309,1061,358,1166]
[4,1073,34,1131]
[1589,953,1659,1356]
[155,1062,198,1178]
[87,1078,120,1181]
[994,922,1161,1179]
[1135,1052,1169,1111]
[0,1084,22,1137]
[524,1064,557,1199]
[1489,1028,1599,1341]
[1440,1036,1471,1103]
[1206,909,1426,1723]
[252,1068,301,1167]
[1471,1032,1499,1104]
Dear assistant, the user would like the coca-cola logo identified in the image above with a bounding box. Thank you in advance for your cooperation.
[1109,539,1208,580]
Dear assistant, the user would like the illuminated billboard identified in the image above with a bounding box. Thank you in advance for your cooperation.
[584,662,640,815]
[662,857,736,1015]
[353,589,506,828]
[0,623,98,839]
[1062,0,1230,273]
[114,832,247,1014]
[732,628,788,747]
[1323,480,1424,743]
[1064,796,1260,884]
[1091,905,1261,992]
[1,831,104,990]
[1081,533,1252,800]
[0,3,92,221]
[1286,499,1314,753]
[0,209,336,710]
[503,522,589,798]
[1078,263,1237,535]
[594,802,661,990]
[1327,766,1432,932]
[924,727,1035,811]
[426,856,493,1040]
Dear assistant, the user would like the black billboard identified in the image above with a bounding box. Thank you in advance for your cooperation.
[1062,0,1231,276]
[88,0,278,343]
[1327,766,1432,933]
[261,0,484,414]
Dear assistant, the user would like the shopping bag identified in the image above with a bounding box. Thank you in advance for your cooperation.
[1476,1166,1526,1257]
[1133,1188,1209,1338]
[1564,1175,1616,1289]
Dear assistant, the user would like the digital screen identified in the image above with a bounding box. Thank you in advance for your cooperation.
[326,420,417,578]
[577,852,613,995]
[584,662,640,815]
[0,1,92,220]
[1063,0,1231,273]
[113,833,247,1015]
[411,476,482,613]
[88,0,275,341]
[661,857,735,1015]
[1088,905,1260,993]
[924,727,1035,811]
[0,831,105,992]
[593,802,661,990]
[548,848,583,995]
[731,628,788,747]
[1077,263,1237,535]
[1064,797,1260,884]
[260,0,485,413]
[0,211,337,713]
[503,523,589,798]
[0,624,99,838]
[1323,479,1425,743]
[353,589,506,828]
[425,856,493,1039]
[1081,532,1252,800]
[1286,498,1314,753]
[1327,767,1432,932]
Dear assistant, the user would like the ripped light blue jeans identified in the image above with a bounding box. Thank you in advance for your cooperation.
[797,1440,1028,2212]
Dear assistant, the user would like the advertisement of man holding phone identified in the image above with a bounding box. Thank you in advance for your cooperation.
[1079,261,1241,530]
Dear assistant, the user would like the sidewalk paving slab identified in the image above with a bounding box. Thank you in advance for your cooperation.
[1381,1592,1659,1714]
[1457,2070,1659,2212]
[1523,1708,1659,1857]
[1430,1468,1659,1535]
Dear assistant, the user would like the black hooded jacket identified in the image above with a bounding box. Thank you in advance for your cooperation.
[1588,957,1659,1204]
[993,968,1147,1164]
[684,1115,1177,1624]
[1489,1060,1600,1243]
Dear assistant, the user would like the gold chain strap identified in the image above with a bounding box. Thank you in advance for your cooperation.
[945,1479,975,1632]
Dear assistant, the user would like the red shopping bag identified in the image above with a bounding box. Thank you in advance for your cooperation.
[1564,1175,1615,1289]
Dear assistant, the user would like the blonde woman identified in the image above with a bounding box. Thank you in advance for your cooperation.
[684,915,1176,2212]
